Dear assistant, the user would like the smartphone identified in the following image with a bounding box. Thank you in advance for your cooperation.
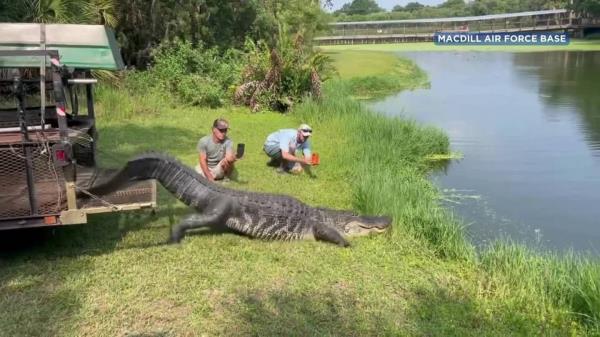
[236,143,245,159]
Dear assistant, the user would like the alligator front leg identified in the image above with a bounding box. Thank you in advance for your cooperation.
[312,224,350,247]
[169,202,230,244]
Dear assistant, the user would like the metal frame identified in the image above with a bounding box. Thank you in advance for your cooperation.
[1,51,157,230]
[1,49,71,219]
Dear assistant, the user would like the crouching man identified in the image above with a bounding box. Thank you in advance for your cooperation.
[263,123,313,174]
[196,118,236,181]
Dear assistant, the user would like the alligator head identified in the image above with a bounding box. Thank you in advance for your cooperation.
[337,214,392,237]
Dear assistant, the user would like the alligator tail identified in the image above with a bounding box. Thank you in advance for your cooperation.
[84,152,218,206]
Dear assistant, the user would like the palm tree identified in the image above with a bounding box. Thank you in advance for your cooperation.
[82,0,118,27]
[14,0,117,26]
[26,0,78,23]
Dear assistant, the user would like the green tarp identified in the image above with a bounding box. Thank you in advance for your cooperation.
[0,23,124,70]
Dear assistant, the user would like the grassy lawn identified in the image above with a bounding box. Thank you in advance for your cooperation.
[1,48,598,336]
[0,106,484,337]
[325,50,404,78]
[319,39,600,53]
[323,50,428,99]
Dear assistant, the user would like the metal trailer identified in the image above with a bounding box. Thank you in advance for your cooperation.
[0,23,156,230]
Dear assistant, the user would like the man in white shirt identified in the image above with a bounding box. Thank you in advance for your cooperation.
[263,123,313,174]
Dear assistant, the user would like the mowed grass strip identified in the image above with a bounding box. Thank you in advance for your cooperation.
[323,50,428,99]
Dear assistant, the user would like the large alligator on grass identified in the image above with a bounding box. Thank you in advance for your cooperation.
[84,153,391,246]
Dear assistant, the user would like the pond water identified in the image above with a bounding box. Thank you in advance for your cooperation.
[371,51,600,253]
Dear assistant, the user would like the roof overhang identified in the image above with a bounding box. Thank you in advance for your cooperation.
[0,23,124,70]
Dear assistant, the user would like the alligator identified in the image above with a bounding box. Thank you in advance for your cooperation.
[84,153,391,246]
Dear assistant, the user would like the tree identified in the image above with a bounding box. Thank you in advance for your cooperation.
[439,0,466,9]
[336,0,383,15]
[392,2,427,12]
[0,0,27,21]
[405,2,426,11]
[572,0,600,15]
[2,0,117,25]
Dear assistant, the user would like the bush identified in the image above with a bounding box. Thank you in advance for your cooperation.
[178,75,223,108]
[236,31,336,112]
[119,40,243,108]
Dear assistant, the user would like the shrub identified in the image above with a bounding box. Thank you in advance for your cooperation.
[117,40,243,108]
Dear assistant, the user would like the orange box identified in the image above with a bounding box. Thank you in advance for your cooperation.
[311,153,320,165]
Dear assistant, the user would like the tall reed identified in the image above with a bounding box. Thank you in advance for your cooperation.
[480,242,600,331]
[297,80,474,260]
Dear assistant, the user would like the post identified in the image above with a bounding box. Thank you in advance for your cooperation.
[86,82,95,119]
[13,74,38,215]
[569,0,574,26]
[40,24,46,131]
[519,18,522,31]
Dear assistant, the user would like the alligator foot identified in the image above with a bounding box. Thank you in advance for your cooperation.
[313,224,350,247]
[167,230,184,244]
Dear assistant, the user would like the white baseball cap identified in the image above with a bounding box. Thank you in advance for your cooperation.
[298,123,312,137]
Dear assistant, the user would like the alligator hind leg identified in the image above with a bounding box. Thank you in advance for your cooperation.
[168,209,226,244]
[312,225,350,247]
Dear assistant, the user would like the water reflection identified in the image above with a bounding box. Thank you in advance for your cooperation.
[514,52,600,157]
[371,51,600,253]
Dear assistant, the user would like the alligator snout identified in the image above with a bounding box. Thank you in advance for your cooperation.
[343,215,392,236]
[359,215,392,230]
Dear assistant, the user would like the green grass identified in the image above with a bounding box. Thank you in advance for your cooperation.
[318,39,600,53]
[0,101,488,337]
[326,50,405,79]
[480,242,600,329]
[325,50,428,99]
[1,49,599,336]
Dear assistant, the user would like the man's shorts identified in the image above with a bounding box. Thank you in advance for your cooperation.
[195,161,226,180]
[263,143,282,159]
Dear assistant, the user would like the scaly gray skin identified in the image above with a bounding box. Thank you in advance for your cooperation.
[85,153,391,246]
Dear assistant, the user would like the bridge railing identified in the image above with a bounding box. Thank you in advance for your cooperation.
[319,10,575,40]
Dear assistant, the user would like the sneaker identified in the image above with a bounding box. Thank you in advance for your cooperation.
[289,163,304,175]
[267,158,281,167]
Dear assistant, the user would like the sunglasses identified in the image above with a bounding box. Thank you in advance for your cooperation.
[216,127,228,133]
[301,129,312,133]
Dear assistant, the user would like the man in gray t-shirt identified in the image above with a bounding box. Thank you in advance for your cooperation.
[196,118,236,181]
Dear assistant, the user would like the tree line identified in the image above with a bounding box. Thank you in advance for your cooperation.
[334,0,600,21]
[0,0,335,111]
[0,0,331,68]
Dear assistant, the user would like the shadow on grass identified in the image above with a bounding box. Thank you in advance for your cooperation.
[122,333,172,337]
[0,248,91,337]
[0,123,204,336]
[408,287,495,337]
[217,289,397,336]
[213,285,511,337]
